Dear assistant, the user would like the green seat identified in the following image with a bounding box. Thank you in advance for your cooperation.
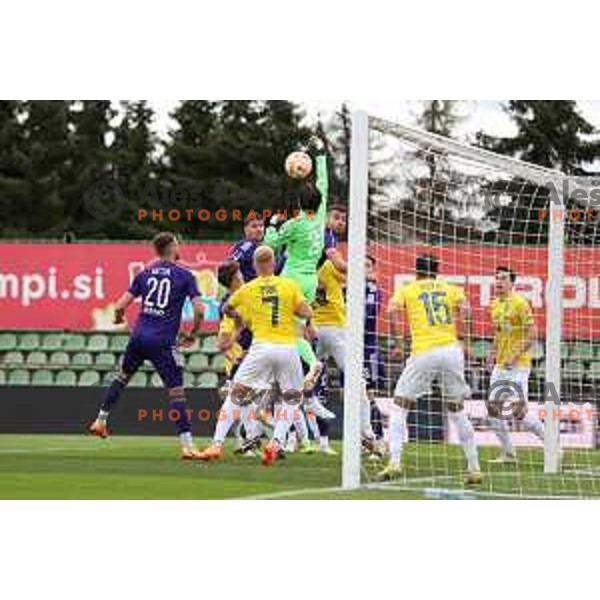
[96,353,116,368]
[88,334,109,352]
[202,336,219,353]
[150,373,164,387]
[32,370,54,385]
[210,354,226,371]
[3,351,24,365]
[18,333,40,351]
[26,351,47,366]
[72,352,93,367]
[55,370,77,386]
[570,343,596,361]
[184,371,196,387]
[0,370,5,385]
[188,353,209,371]
[564,361,585,379]
[589,362,600,381]
[129,373,147,387]
[531,341,545,360]
[8,369,30,385]
[197,372,218,388]
[110,335,129,352]
[64,334,86,352]
[41,334,63,351]
[471,340,490,360]
[0,333,17,351]
[49,351,70,366]
[79,370,100,386]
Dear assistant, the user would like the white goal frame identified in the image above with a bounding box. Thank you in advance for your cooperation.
[342,111,565,489]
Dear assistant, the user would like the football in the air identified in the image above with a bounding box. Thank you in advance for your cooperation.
[285,151,313,180]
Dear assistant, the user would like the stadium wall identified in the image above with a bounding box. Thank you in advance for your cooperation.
[0,387,345,437]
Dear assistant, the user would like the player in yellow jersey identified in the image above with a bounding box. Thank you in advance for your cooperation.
[311,258,379,455]
[203,246,313,466]
[380,254,481,484]
[487,266,543,463]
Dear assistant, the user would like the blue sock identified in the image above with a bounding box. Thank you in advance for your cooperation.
[100,376,127,413]
[169,398,191,436]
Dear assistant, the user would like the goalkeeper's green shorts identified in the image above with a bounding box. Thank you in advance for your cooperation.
[283,270,318,304]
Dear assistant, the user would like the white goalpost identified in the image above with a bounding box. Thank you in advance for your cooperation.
[343,111,600,497]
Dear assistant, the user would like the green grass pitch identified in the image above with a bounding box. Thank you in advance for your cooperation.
[0,435,599,499]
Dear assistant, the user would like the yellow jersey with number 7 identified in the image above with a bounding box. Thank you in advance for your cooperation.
[227,275,305,345]
[390,279,466,355]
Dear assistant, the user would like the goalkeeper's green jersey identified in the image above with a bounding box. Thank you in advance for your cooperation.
[264,154,328,275]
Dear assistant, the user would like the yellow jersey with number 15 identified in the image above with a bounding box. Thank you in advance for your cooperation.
[390,278,465,356]
[227,275,305,345]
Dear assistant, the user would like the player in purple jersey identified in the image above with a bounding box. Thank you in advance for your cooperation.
[228,215,265,282]
[364,255,385,439]
[321,203,347,273]
[88,233,206,460]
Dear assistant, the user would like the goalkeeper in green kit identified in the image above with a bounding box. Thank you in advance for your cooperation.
[264,137,335,420]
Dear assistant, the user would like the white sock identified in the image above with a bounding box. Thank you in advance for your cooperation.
[522,415,544,441]
[179,431,193,450]
[449,411,480,472]
[360,393,375,440]
[389,408,407,467]
[273,403,297,445]
[97,410,109,424]
[489,417,514,456]
[294,409,309,442]
[319,436,330,452]
[213,398,236,444]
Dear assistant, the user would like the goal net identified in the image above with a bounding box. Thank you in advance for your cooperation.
[342,112,600,498]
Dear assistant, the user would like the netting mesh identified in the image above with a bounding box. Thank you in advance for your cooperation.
[360,116,600,498]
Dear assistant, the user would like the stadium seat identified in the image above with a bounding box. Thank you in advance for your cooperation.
[150,373,164,387]
[0,333,17,352]
[41,334,63,351]
[570,343,596,361]
[202,336,219,353]
[534,360,545,378]
[8,369,30,385]
[564,361,585,379]
[26,351,47,366]
[71,352,93,367]
[55,370,77,386]
[109,335,129,352]
[64,334,86,352]
[197,372,218,388]
[531,340,545,360]
[88,334,109,352]
[31,370,54,386]
[3,351,24,365]
[49,351,70,366]
[79,370,100,386]
[187,353,209,371]
[18,333,40,351]
[588,362,600,381]
[0,370,5,385]
[96,353,116,368]
[184,371,196,387]
[129,373,147,387]
[471,340,490,360]
[210,354,226,371]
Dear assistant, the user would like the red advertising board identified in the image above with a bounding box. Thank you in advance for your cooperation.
[1,242,599,337]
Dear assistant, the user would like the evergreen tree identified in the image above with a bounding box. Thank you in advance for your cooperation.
[0,101,29,236]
